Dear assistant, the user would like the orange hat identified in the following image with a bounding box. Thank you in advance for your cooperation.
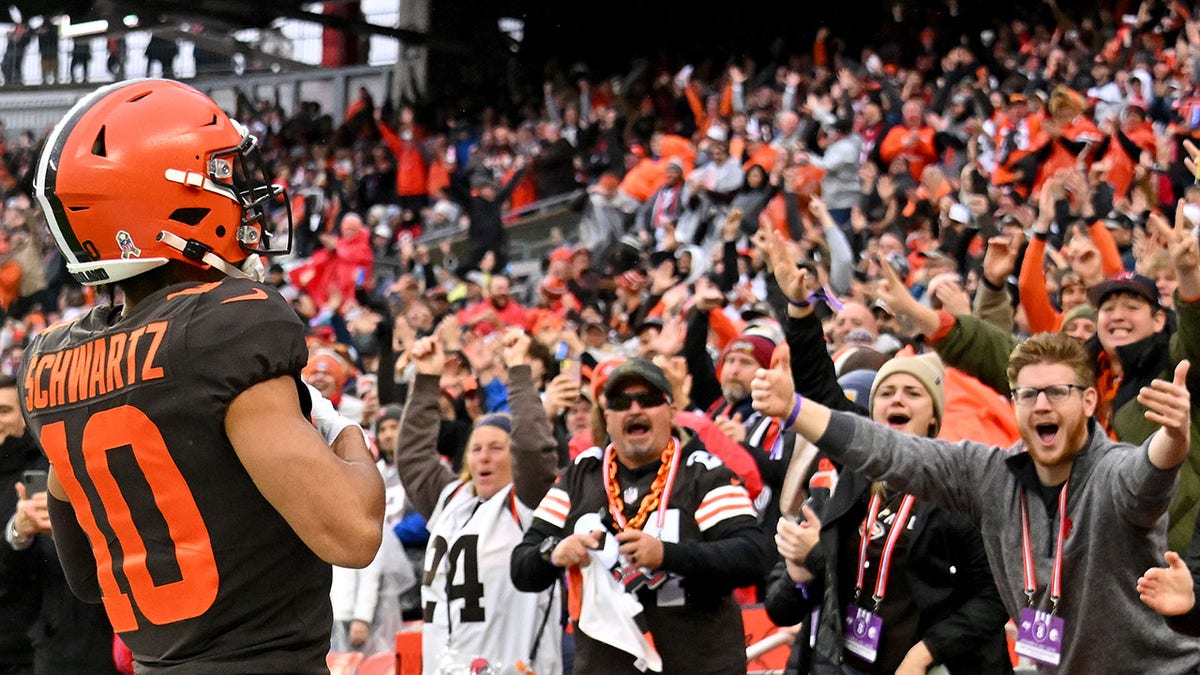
[541,275,568,298]
[549,245,574,264]
[589,355,627,401]
[302,349,353,385]
[597,173,620,192]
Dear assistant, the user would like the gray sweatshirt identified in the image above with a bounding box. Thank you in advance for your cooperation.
[817,412,1200,673]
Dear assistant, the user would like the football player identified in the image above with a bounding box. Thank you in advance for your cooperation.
[19,79,384,673]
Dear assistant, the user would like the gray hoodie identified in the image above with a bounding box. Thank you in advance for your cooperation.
[816,412,1200,673]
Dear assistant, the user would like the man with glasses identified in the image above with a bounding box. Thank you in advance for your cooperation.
[511,358,770,674]
[751,332,1200,672]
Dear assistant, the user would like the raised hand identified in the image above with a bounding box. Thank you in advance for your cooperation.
[757,220,808,304]
[500,327,531,368]
[1138,551,1196,617]
[751,343,797,419]
[409,337,446,376]
[1184,139,1200,179]
[1140,360,1192,445]
[647,315,686,357]
[873,252,919,316]
[1164,199,1200,273]
[982,234,1021,287]
[930,274,972,316]
[1063,230,1103,286]
[652,354,692,408]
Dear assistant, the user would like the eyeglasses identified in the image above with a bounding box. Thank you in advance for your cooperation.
[607,390,668,411]
[1010,384,1087,407]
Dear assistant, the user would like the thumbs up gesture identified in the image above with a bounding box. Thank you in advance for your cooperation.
[1139,360,1192,446]
[751,343,797,419]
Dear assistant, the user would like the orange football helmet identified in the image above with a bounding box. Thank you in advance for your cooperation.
[34,79,292,286]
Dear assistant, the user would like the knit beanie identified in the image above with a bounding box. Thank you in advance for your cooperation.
[870,352,946,434]
[721,325,778,370]
[473,412,513,435]
[374,404,404,434]
[1060,304,1097,332]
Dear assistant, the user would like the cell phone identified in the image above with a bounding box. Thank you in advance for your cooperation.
[561,357,581,384]
[21,470,47,495]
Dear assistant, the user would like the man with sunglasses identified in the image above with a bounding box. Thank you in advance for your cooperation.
[512,358,770,674]
[751,332,1200,673]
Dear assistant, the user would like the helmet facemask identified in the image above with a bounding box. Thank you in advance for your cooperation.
[208,121,292,258]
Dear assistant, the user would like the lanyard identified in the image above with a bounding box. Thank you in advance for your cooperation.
[853,491,916,610]
[1019,480,1069,614]
[602,436,681,531]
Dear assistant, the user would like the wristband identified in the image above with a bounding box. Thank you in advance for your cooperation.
[783,393,803,430]
[306,383,359,444]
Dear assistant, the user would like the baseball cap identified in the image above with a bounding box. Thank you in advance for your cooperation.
[602,358,674,403]
[1086,271,1161,310]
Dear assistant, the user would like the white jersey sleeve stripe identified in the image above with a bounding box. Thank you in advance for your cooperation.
[696,502,757,532]
[695,486,754,519]
[533,487,571,529]
[695,485,755,531]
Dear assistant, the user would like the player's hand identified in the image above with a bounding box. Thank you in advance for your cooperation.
[752,343,797,419]
[13,483,51,536]
[1138,551,1196,616]
[409,336,446,376]
[551,530,604,568]
[616,529,665,570]
[348,619,370,648]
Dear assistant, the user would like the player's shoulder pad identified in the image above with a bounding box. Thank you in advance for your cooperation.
[179,277,301,332]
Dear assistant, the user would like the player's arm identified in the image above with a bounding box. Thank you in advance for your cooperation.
[45,467,102,603]
[226,375,384,568]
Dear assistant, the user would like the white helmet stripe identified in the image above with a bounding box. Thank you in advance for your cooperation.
[35,79,162,271]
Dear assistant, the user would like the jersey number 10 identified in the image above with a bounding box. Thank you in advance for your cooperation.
[39,405,219,632]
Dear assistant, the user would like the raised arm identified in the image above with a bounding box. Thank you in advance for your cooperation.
[756,219,861,413]
[751,343,992,520]
[394,338,459,520]
[499,329,560,507]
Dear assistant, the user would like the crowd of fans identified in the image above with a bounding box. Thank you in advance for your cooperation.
[9,0,1200,672]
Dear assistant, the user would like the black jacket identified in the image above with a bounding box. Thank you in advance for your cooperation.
[0,433,45,665]
[764,470,1012,675]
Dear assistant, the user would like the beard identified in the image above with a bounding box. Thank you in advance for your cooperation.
[721,381,750,405]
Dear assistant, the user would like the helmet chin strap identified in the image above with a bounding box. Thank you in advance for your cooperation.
[157,231,265,282]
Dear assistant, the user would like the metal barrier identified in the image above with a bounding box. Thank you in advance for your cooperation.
[0,64,396,137]
[416,189,587,258]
